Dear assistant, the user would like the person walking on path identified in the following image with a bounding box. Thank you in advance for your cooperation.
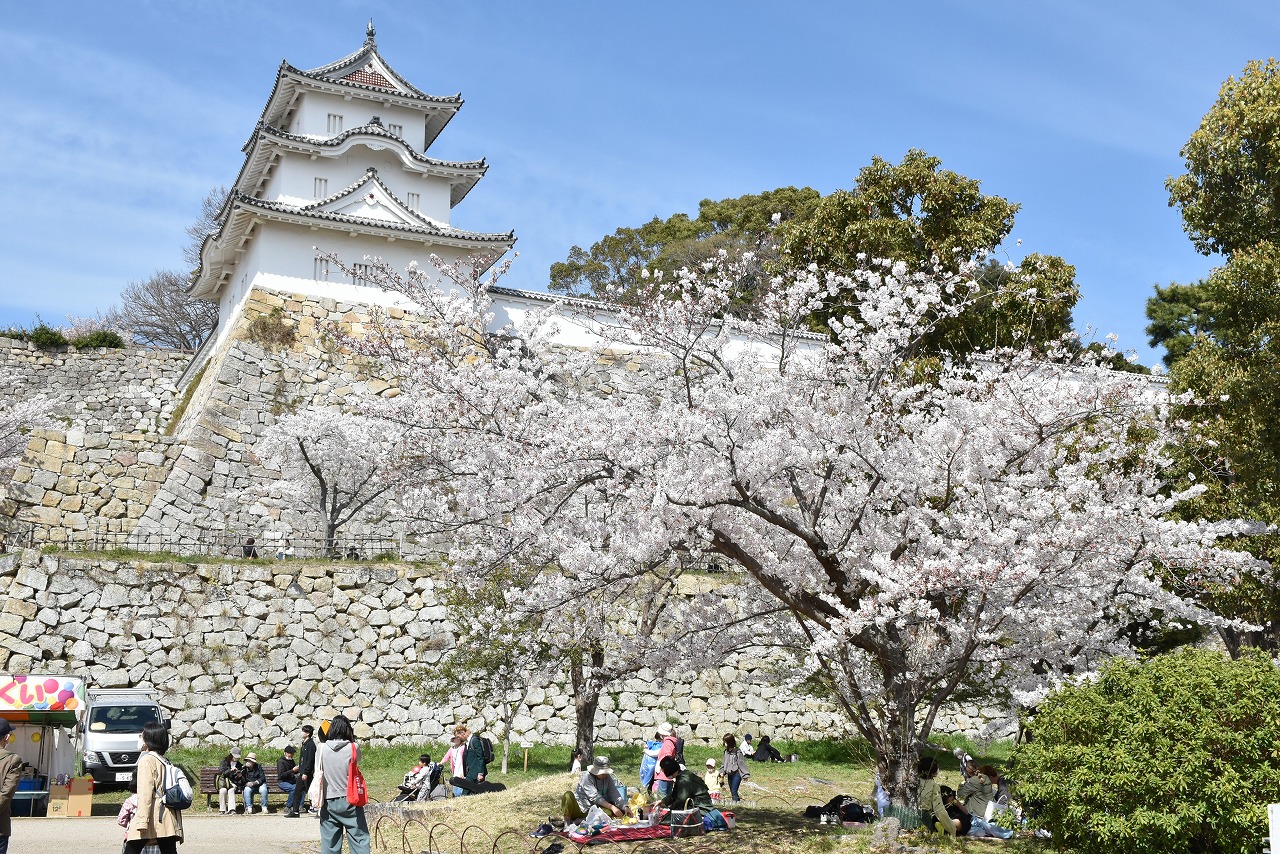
[318,715,369,854]
[125,721,184,854]
[721,734,749,803]
[0,720,22,854]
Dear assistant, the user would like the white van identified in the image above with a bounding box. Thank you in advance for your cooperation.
[80,688,167,785]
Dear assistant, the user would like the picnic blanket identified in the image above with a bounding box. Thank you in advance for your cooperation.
[559,824,673,845]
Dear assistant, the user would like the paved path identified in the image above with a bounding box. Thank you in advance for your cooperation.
[14,813,321,853]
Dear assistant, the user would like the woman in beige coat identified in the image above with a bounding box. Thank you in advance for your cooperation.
[126,722,183,854]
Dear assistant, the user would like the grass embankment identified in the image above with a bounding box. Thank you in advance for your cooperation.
[81,737,1051,852]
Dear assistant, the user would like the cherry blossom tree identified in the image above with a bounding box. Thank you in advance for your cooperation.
[336,252,1255,804]
[0,369,54,481]
[255,409,401,553]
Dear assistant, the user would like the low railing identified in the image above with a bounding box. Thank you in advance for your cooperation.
[7,526,414,561]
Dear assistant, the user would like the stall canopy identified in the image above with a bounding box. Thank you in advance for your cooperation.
[0,674,85,725]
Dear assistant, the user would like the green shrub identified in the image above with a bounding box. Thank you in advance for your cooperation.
[27,321,68,348]
[1013,648,1280,854]
[71,329,125,349]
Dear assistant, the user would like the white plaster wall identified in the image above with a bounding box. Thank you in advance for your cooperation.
[293,92,427,145]
[263,147,453,222]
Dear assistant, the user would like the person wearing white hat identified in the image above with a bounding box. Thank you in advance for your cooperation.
[242,752,269,814]
[702,758,722,799]
[561,756,627,824]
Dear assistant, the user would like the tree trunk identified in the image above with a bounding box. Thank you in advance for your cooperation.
[871,685,922,807]
[569,648,605,762]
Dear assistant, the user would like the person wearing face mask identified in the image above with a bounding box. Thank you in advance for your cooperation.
[124,722,183,854]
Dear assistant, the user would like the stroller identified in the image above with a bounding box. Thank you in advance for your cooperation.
[393,763,446,802]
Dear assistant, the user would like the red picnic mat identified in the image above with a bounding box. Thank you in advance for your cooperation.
[559,824,674,845]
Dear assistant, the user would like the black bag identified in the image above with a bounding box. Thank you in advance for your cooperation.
[805,794,873,821]
[480,736,494,765]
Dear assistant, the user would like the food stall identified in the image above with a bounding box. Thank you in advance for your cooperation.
[0,674,86,816]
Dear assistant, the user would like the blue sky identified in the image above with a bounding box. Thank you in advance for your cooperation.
[1,1,1276,365]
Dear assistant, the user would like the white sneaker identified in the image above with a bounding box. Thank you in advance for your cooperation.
[259,807,268,814]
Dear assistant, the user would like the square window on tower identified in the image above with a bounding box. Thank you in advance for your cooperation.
[406,192,420,212]
[387,123,403,137]
[314,177,328,199]
[353,262,372,286]
[327,113,344,135]
[314,257,331,281]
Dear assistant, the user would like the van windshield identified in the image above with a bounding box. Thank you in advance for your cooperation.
[88,704,161,733]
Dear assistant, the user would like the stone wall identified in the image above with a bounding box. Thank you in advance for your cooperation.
[1,428,181,544]
[0,549,876,748]
[0,337,188,432]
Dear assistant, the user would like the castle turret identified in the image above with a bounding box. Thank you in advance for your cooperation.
[188,24,515,354]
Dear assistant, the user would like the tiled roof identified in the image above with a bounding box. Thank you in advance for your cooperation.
[285,62,462,106]
[260,122,485,171]
[233,168,514,245]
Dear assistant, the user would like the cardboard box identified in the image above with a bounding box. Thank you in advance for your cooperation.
[46,784,70,817]
[48,776,92,818]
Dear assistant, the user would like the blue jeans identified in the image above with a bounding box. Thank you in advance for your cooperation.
[244,782,269,811]
[452,785,468,797]
[726,771,742,801]
[655,779,672,796]
[968,816,1014,839]
[320,796,370,854]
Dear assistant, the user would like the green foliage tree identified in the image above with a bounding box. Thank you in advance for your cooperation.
[778,150,1079,354]
[778,148,1018,272]
[549,186,822,305]
[1145,281,1215,368]
[553,154,1081,356]
[1166,59,1280,257]
[1155,60,1280,654]
[1014,648,1280,854]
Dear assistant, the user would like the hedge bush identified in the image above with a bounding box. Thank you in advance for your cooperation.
[1014,648,1280,854]
[26,321,68,348]
[71,329,125,349]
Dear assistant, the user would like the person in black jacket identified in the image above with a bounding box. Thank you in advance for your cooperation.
[277,747,299,817]
[289,724,316,817]
[751,735,784,762]
[241,753,269,814]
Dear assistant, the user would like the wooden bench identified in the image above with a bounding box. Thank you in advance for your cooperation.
[198,765,290,810]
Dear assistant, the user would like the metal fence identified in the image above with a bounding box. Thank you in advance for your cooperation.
[8,526,413,562]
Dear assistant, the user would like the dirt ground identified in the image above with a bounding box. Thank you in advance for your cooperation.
[13,812,318,854]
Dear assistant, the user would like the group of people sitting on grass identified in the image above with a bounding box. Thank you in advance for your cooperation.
[917,753,1015,840]
[558,722,788,828]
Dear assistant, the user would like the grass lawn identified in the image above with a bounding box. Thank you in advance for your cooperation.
[76,737,1054,851]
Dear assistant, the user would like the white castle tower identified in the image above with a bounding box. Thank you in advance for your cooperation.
[188,22,515,356]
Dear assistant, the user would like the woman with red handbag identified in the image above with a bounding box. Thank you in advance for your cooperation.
[317,715,369,854]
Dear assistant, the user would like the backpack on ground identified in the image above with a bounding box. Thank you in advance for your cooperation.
[160,757,193,811]
[479,736,494,765]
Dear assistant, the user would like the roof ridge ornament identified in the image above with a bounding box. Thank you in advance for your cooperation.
[366,19,376,44]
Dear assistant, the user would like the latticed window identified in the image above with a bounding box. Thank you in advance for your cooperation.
[387,123,403,137]
[314,177,328,199]
[314,257,330,280]
[327,113,344,134]
[353,263,372,286]
[406,192,420,212]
